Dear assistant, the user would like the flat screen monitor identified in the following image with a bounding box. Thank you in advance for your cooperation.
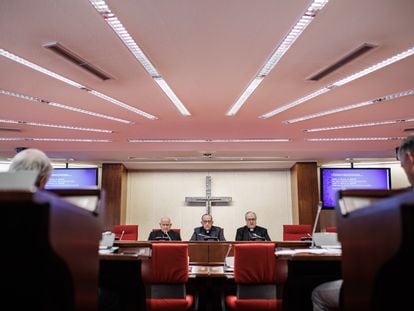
[45,168,98,190]
[320,167,391,209]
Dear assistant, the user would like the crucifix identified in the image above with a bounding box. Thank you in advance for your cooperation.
[185,176,232,214]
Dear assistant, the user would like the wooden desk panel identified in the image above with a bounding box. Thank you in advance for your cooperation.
[112,240,310,265]
[277,252,341,311]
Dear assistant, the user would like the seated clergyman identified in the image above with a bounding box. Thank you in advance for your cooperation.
[190,214,225,241]
[148,217,181,241]
[235,211,271,241]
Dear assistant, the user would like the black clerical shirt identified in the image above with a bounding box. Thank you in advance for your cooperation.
[148,230,181,241]
[235,225,271,241]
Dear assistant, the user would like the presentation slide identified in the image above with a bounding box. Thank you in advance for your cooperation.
[45,168,97,189]
[321,168,390,208]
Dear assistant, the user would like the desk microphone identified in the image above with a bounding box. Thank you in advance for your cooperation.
[252,232,265,240]
[198,233,218,240]
[155,236,169,241]
[119,230,125,241]
[165,231,172,241]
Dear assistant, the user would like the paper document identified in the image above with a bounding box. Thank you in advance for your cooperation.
[275,248,341,256]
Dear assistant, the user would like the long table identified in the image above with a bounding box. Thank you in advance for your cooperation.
[99,241,340,311]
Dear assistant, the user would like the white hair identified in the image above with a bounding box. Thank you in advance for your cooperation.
[8,148,53,186]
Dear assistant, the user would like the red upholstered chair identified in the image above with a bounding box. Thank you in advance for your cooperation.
[141,243,193,311]
[325,226,337,233]
[113,224,138,240]
[282,224,312,241]
[226,243,283,311]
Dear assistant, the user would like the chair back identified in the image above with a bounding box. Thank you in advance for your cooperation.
[234,243,277,284]
[282,224,312,241]
[142,243,188,284]
[226,243,283,310]
[141,243,193,311]
[325,226,337,233]
[113,224,138,240]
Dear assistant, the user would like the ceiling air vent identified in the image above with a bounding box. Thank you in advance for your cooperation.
[0,127,21,132]
[308,43,377,81]
[43,42,112,81]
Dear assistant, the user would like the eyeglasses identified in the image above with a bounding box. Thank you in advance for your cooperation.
[246,218,256,221]
[202,220,213,223]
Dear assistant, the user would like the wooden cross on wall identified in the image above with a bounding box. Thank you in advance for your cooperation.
[185,176,232,214]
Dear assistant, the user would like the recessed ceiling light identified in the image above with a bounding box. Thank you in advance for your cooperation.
[89,0,191,116]
[226,0,330,116]
[304,118,414,133]
[0,118,114,133]
[285,89,414,124]
[0,137,112,142]
[307,137,405,142]
[0,48,157,120]
[128,138,290,143]
[0,89,132,124]
[261,47,414,119]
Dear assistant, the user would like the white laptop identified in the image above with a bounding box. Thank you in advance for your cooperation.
[99,231,115,249]
[313,232,341,248]
[0,171,38,190]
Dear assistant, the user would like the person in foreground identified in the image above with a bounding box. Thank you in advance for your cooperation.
[8,148,53,189]
[311,135,414,311]
[235,211,271,241]
[190,213,226,241]
[148,216,181,241]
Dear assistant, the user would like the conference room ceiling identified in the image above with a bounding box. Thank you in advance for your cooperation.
[1,0,413,169]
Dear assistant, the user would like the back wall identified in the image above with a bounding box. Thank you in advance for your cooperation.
[126,170,292,241]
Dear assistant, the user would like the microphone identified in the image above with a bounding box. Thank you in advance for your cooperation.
[165,231,172,241]
[119,230,125,241]
[155,236,169,241]
[252,232,265,240]
[198,233,218,241]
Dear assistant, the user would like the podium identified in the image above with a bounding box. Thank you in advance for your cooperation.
[336,189,414,311]
[2,189,103,311]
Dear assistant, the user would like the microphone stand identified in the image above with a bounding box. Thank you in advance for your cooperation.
[310,201,323,248]
[119,230,125,241]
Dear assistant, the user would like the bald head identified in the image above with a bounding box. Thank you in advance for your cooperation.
[159,217,172,233]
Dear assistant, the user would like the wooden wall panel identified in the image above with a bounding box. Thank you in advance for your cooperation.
[290,162,319,225]
[101,163,127,230]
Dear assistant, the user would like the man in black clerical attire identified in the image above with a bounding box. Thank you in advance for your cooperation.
[235,211,271,241]
[148,217,181,241]
[190,214,226,241]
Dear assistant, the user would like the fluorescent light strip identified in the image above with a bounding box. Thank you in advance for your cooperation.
[307,137,405,142]
[0,48,156,120]
[0,89,132,124]
[261,46,414,119]
[0,118,113,133]
[226,0,329,116]
[0,137,111,142]
[88,90,156,119]
[89,0,191,116]
[128,138,290,143]
[305,118,414,133]
[285,89,414,123]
